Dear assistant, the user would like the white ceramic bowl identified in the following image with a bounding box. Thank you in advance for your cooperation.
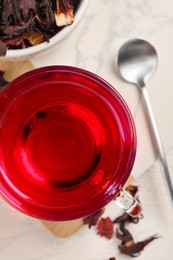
[1,0,88,60]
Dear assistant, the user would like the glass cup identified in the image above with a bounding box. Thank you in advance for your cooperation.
[0,66,141,221]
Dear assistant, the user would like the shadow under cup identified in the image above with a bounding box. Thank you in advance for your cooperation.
[0,66,136,221]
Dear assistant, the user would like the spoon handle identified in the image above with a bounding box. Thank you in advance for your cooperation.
[141,86,173,205]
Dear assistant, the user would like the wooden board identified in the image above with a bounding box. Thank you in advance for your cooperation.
[0,60,34,81]
[0,60,134,237]
[41,176,134,237]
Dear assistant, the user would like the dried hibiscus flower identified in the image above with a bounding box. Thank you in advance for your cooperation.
[97,217,114,239]
[83,208,105,229]
[113,211,143,225]
[118,234,160,257]
[0,0,80,56]
[115,223,133,243]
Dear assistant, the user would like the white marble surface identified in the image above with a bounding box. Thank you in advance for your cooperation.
[1,0,173,259]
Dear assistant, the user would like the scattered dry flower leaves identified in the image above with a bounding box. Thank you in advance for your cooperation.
[0,0,80,56]
[83,185,160,259]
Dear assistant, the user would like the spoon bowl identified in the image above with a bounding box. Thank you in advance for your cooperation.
[117,39,158,87]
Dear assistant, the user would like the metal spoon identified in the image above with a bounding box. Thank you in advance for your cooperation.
[117,39,173,205]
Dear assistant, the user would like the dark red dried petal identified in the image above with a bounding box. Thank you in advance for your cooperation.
[97,217,114,239]
[36,0,55,31]
[83,209,104,228]
[1,0,20,25]
[20,0,37,18]
[109,258,116,260]
[0,40,7,56]
[116,226,133,243]
[118,234,160,257]
[113,211,143,225]
[3,24,30,36]
[113,212,129,224]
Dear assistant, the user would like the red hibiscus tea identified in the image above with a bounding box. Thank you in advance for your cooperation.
[0,66,136,220]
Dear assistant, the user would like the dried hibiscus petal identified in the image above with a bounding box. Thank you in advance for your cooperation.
[83,208,105,229]
[116,226,133,243]
[36,0,55,31]
[97,217,114,239]
[1,0,37,31]
[1,0,20,25]
[118,234,159,257]
[19,0,37,21]
[113,211,143,225]
[3,23,31,36]
[3,36,26,49]
[113,212,129,224]
[0,40,7,57]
